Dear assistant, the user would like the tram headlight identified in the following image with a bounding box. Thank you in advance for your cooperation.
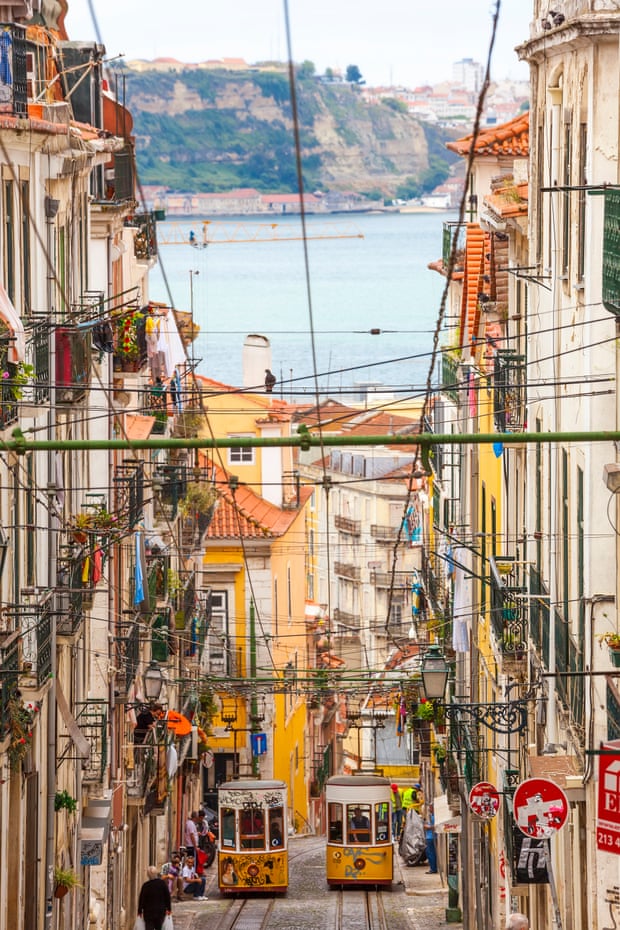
[353,857,366,870]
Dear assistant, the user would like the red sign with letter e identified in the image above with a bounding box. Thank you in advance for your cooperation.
[597,742,620,855]
[513,777,569,839]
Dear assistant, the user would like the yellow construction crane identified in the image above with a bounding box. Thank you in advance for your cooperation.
[157,219,364,247]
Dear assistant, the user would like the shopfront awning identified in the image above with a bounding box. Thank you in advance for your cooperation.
[0,280,25,362]
[433,793,462,834]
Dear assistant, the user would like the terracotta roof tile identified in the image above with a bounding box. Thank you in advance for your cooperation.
[447,111,530,158]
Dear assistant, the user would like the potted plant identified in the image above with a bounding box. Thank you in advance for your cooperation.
[6,693,35,771]
[53,866,82,898]
[599,632,620,667]
[54,790,78,814]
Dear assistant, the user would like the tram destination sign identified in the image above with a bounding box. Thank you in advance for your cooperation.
[597,741,620,855]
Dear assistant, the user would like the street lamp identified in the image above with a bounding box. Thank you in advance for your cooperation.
[420,644,451,700]
[143,661,164,702]
[419,645,529,735]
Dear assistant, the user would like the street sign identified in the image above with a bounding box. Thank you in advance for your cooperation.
[513,777,569,838]
[468,781,500,820]
[597,741,620,855]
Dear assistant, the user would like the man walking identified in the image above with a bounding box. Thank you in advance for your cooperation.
[137,865,171,930]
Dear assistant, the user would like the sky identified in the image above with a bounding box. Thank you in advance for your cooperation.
[63,1,531,89]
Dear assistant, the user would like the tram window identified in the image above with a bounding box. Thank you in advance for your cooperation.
[240,807,265,850]
[375,801,390,843]
[328,802,343,842]
[348,804,371,844]
[269,808,284,847]
[221,807,236,849]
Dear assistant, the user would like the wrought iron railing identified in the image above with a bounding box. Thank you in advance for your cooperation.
[442,221,466,270]
[30,316,50,403]
[114,461,145,529]
[114,618,140,698]
[0,337,18,428]
[55,326,91,403]
[369,524,399,542]
[131,213,158,261]
[153,464,188,522]
[441,348,461,405]
[489,557,528,659]
[0,631,20,734]
[73,700,107,782]
[493,351,526,433]
[334,562,361,581]
[334,515,361,536]
[10,599,52,686]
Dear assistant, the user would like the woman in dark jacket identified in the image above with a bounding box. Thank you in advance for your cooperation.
[138,866,172,930]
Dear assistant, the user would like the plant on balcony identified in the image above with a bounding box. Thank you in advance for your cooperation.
[53,866,82,897]
[2,360,35,400]
[115,310,144,361]
[416,698,435,721]
[599,631,620,667]
[6,693,36,770]
[68,504,120,541]
[179,482,218,519]
[54,790,78,814]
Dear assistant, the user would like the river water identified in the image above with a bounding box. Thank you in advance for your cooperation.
[149,211,456,399]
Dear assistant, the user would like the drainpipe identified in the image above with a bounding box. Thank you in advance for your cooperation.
[547,83,563,748]
[43,195,59,930]
[250,599,259,777]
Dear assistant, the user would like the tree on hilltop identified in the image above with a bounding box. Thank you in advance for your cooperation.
[346,64,364,84]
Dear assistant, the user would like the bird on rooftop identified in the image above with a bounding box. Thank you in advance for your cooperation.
[264,369,276,393]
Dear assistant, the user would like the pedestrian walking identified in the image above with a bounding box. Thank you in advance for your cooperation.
[137,865,171,930]
[424,804,437,873]
[506,915,529,930]
[184,811,200,859]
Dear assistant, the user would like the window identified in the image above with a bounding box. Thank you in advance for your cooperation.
[229,438,254,464]
[328,802,343,843]
[375,802,390,843]
[240,807,265,850]
[20,180,30,315]
[268,807,284,848]
[206,590,230,674]
[347,803,371,844]
[221,807,236,849]
[561,118,571,276]
[3,180,14,301]
[577,124,587,282]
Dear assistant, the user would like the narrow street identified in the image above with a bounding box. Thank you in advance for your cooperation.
[164,836,457,930]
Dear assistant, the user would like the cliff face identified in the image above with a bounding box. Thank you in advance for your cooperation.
[123,67,454,195]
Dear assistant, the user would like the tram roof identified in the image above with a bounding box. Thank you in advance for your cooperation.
[326,775,390,787]
[218,779,287,791]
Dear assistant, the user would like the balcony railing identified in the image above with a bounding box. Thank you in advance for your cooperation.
[56,326,91,403]
[334,562,361,581]
[142,388,169,434]
[489,556,528,667]
[153,464,189,522]
[0,631,20,734]
[334,515,361,536]
[441,348,461,405]
[370,571,409,588]
[114,461,145,529]
[113,618,140,699]
[333,608,359,630]
[369,524,399,543]
[442,221,466,270]
[112,309,148,373]
[57,700,107,783]
[130,213,158,261]
[9,599,52,687]
[493,351,526,433]
[0,24,27,117]
[0,336,18,428]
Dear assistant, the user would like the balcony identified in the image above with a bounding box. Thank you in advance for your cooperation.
[370,524,398,543]
[129,213,158,262]
[112,309,147,373]
[153,464,189,522]
[441,348,461,405]
[114,461,145,529]
[442,221,466,271]
[0,631,20,734]
[57,700,107,783]
[9,599,52,687]
[493,351,526,433]
[0,335,18,429]
[334,562,361,582]
[113,618,140,699]
[333,608,359,630]
[0,24,27,117]
[126,743,159,800]
[334,515,361,536]
[370,571,409,588]
[56,327,91,403]
[490,556,528,675]
[142,388,168,434]
[56,557,87,635]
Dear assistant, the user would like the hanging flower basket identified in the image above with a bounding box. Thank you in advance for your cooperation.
[6,693,36,770]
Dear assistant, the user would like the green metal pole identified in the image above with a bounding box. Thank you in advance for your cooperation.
[6,427,620,453]
[249,599,259,777]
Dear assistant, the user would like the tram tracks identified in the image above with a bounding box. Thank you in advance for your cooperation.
[336,888,388,930]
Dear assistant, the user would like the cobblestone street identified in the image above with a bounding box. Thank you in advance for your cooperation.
[160,836,461,930]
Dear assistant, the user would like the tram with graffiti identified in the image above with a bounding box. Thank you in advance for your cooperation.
[325,774,393,887]
[217,779,288,894]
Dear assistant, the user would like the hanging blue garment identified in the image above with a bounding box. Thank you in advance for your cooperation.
[134,531,144,605]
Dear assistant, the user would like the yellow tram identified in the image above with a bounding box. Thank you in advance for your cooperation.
[217,779,288,894]
[325,774,393,887]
